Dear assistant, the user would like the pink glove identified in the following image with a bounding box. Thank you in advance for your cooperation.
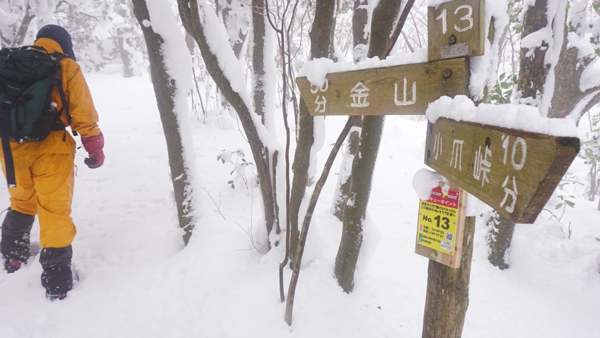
[81,132,105,169]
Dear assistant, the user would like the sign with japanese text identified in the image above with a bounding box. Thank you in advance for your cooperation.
[296,58,469,116]
[428,0,485,61]
[424,118,580,224]
[415,182,467,269]
[417,188,460,255]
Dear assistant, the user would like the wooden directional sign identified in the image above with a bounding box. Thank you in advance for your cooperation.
[424,118,580,224]
[428,0,485,61]
[296,58,469,116]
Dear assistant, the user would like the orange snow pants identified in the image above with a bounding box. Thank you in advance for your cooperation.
[0,153,76,248]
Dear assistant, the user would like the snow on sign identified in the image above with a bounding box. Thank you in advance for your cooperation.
[428,0,485,61]
[417,187,460,255]
[424,118,580,224]
[295,58,469,116]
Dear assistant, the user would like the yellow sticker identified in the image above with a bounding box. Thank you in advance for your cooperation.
[416,187,459,255]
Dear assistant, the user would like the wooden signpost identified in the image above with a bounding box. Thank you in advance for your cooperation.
[295,0,578,272]
[424,118,580,224]
[288,0,582,333]
[428,0,485,61]
[296,58,469,116]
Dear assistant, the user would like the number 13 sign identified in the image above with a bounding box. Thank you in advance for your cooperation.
[417,187,460,255]
[428,0,485,61]
[415,182,468,269]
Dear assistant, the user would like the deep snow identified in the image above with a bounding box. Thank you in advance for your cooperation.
[0,70,599,337]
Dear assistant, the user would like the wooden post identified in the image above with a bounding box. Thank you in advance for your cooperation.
[424,118,580,224]
[422,215,476,338]
[420,2,485,336]
[428,0,485,61]
[296,58,469,116]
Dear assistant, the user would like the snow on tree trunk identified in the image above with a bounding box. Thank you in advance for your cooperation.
[487,0,550,268]
[516,0,550,106]
[334,0,405,293]
[132,0,198,245]
[117,29,135,78]
[332,0,367,221]
[216,0,249,120]
[177,0,279,242]
[352,0,369,62]
[547,1,600,120]
[289,0,337,262]
[252,0,267,124]
[486,210,514,270]
[289,98,313,261]
[332,122,361,221]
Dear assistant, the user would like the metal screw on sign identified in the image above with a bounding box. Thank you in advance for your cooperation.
[448,35,457,45]
[443,69,453,79]
[430,251,438,259]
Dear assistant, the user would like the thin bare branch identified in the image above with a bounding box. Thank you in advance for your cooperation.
[284,116,359,325]
[202,188,226,220]
[381,0,416,58]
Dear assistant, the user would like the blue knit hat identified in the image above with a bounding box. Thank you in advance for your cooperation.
[36,25,76,61]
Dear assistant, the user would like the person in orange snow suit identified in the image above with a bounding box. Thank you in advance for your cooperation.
[0,25,104,300]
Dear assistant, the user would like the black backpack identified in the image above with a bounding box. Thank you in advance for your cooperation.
[0,45,70,187]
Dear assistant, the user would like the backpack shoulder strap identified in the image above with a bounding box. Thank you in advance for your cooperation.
[0,98,17,188]
[49,52,77,137]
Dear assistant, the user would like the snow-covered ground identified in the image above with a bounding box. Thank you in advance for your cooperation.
[0,70,599,337]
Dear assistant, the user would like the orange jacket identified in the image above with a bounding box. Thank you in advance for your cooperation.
[2,38,101,156]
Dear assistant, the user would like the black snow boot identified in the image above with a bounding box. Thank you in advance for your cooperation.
[40,246,73,300]
[1,209,35,273]
[3,258,22,273]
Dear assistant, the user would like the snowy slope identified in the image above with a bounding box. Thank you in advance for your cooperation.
[0,70,599,338]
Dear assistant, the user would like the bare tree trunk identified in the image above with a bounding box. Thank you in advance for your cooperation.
[548,13,600,119]
[332,0,368,221]
[117,29,135,78]
[334,0,412,293]
[422,216,476,338]
[352,0,369,61]
[178,0,278,239]
[252,0,267,124]
[12,4,35,46]
[289,98,313,262]
[487,0,549,266]
[590,166,597,201]
[218,0,249,115]
[486,211,514,270]
[334,115,384,292]
[593,168,599,203]
[516,0,549,104]
[332,120,361,221]
[132,0,196,244]
[289,0,337,262]
[221,0,248,58]
[285,116,357,325]
[251,1,283,246]
[116,0,135,78]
